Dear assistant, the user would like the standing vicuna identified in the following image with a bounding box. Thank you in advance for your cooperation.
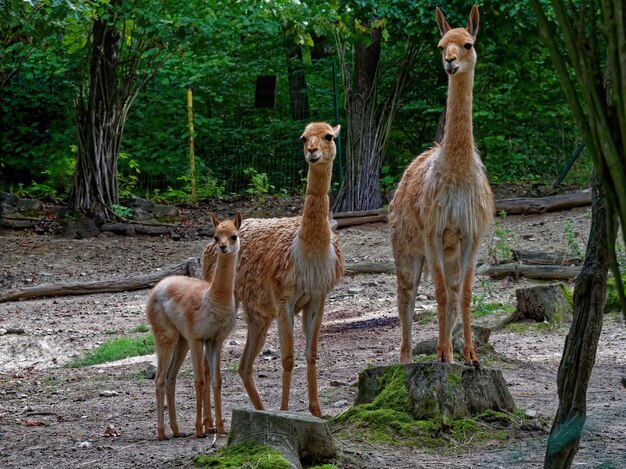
[146,212,242,440]
[389,5,494,366]
[202,122,343,417]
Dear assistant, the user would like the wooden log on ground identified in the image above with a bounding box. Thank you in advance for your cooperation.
[335,214,387,229]
[510,249,581,266]
[477,263,581,280]
[345,262,395,274]
[0,258,201,303]
[494,189,591,215]
[514,283,573,323]
[332,209,386,219]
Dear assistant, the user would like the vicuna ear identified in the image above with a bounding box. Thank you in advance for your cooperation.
[435,7,451,37]
[234,211,242,230]
[210,212,220,230]
[332,125,341,139]
[467,5,479,37]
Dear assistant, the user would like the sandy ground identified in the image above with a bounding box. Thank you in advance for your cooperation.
[1,203,625,468]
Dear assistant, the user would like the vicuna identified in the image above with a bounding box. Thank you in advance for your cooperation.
[146,212,242,440]
[389,5,494,365]
[203,122,343,417]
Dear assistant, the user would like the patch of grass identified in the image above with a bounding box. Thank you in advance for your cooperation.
[606,274,626,314]
[506,320,559,334]
[414,353,438,363]
[416,311,434,324]
[135,323,150,333]
[67,333,154,368]
[195,443,291,469]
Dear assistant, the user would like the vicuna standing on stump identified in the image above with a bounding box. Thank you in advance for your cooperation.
[146,212,242,440]
[389,5,494,366]
[203,122,343,417]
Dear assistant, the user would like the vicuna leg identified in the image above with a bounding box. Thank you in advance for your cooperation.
[154,339,176,441]
[396,254,424,364]
[426,234,453,362]
[443,255,461,362]
[277,303,295,411]
[303,295,325,417]
[205,342,225,434]
[238,310,271,411]
[202,353,214,433]
[460,237,480,366]
[165,337,189,438]
[189,339,206,438]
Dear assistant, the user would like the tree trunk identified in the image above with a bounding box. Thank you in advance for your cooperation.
[286,46,309,121]
[544,172,609,467]
[71,15,123,222]
[333,28,383,212]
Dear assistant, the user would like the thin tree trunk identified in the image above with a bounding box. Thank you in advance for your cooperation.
[544,172,609,467]
[71,16,121,222]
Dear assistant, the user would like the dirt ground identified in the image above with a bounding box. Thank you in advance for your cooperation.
[1,200,625,468]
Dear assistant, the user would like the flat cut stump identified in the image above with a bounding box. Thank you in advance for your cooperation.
[515,283,573,323]
[228,408,335,469]
[356,363,515,422]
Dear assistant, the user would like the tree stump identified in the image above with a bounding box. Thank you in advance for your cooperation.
[356,363,515,423]
[515,283,573,323]
[228,409,335,469]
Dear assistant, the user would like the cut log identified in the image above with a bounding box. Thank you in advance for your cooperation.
[344,262,394,274]
[356,363,515,423]
[335,214,387,229]
[332,209,386,219]
[228,409,336,469]
[0,258,202,303]
[494,189,591,215]
[510,249,581,266]
[514,283,573,323]
[477,263,580,280]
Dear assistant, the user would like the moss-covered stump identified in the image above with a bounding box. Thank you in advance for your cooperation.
[412,324,492,358]
[515,283,573,323]
[195,443,293,468]
[356,363,514,423]
[228,409,335,469]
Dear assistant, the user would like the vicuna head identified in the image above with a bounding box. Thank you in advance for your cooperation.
[436,5,479,77]
[211,211,242,254]
[300,122,340,167]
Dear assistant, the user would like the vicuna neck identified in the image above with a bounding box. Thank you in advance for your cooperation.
[441,69,475,164]
[208,251,237,305]
[299,164,332,253]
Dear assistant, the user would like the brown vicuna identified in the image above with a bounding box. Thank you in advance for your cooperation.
[146,212,242,440]
[389,5,494,366]
[203,122,343,417]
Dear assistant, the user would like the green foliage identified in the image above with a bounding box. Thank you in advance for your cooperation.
[563,221,584,258]
[244,167,274,200]
[67,333,155,368]
[488,211,517,264]
[110,204,134,219]
[195,443,292,469]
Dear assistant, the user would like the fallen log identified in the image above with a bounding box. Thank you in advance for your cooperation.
[493,189,591,215]
[477,263,581,280]
[335,214,387,229]
[345,262,395,274]
[0,257,202,303]
[510,249,581,266]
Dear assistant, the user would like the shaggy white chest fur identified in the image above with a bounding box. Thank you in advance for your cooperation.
[287,236,339,295]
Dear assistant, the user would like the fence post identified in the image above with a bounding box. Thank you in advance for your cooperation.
[186,83,197,202]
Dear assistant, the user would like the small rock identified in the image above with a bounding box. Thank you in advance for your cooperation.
[525,409,537,418]
[144,364,157,380]
[99,390,119,398]
[0,329,6,336]
[348,287,364,294]
[330,380,346,387]
[229,339,240,346]
[77,441,92,449]
[332,400,348,407]
[417,294,428,301]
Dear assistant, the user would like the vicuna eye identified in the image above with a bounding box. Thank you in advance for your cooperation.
[438,45,444,51]
[464,43,473,50]
[214,236,219,242]
[324,134,333,141]
[300,136,307,143]
[231,235,238,241]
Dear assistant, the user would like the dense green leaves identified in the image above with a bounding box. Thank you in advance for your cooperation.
[1,0,587,202]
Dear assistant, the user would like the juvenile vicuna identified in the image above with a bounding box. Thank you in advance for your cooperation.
[146,212,242,440]
[389,5,494,365]
[203,122,343,417]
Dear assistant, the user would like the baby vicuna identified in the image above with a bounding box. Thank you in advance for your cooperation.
[203,122,343,418]
[146,212,242,440]
[389,5,494,366]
